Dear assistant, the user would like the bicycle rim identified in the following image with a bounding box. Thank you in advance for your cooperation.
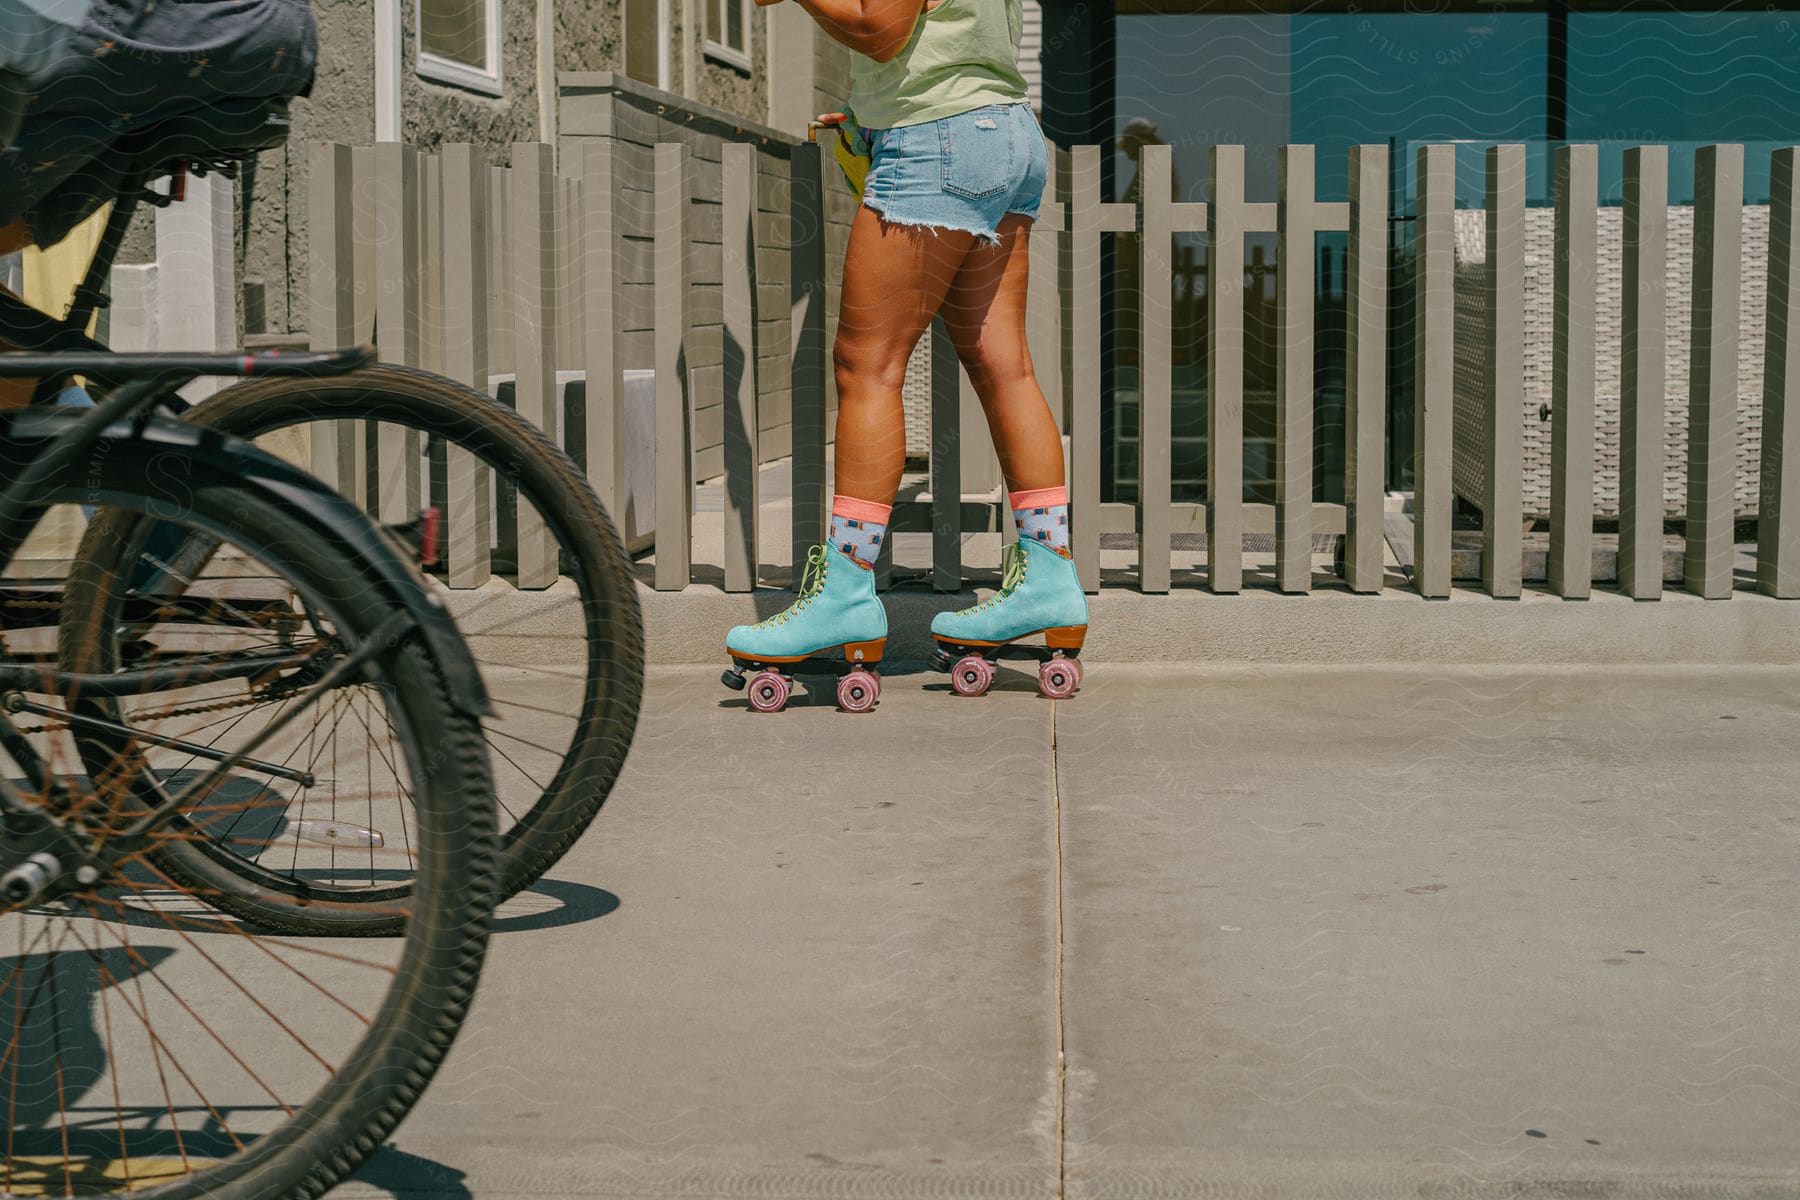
[4,478,496,1196]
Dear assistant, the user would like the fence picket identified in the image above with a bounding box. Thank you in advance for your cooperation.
[487,165,514,380]
[512,143,563,589]
[790,139,828,585]
[1549,144,1598,599]
[654,141,692,590]
[930,316,963,591]
[1619,146,1668,600]
[557,174,583,380]
[421,153,443,379]
[1067,147,1104,592]
[306,143,361,504]
[1412,144,1455,598]
[1207,145,1247,594]
[1759,147,1800,597]
[1685,143,1744,599]
[1343,144,1388,594]
[1139,143,1175,593]
[722,143,761,593]
[578,141,628,535]
[1275,144,1317,594]
[440,143,494,589]
[372,142,422,526]
[1483,145,1526,598]
[1027,139,1065,437]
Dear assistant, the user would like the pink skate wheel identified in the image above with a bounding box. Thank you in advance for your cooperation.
[1038,658,1079,699]
[1068,657,1085,686]
[950,655,994,698]
[746,670,791,713]
[837,668,880,713]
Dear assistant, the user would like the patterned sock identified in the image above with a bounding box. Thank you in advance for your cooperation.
[1011,486,1071,557]
[829,496,891,569]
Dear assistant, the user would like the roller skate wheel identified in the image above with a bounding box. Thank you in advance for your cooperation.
[1067,657,1084,686]
[950,655,994,698]
[721,667,747,691]
[837,668,881,713]
[1038,658,1079,699]
[746,670,791,713]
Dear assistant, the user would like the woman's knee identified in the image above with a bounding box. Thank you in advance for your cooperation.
[956,339,1034,396]
[832,333,912,393]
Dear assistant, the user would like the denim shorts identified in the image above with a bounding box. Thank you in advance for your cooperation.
[862,101,1049,244]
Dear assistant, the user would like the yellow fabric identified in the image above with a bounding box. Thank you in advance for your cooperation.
[21,203,109,328]
[824,113,867,200]
[833,123,871,199]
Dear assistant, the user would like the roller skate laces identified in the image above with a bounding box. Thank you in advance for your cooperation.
[753,544,830,630]
[961,543,1028,617]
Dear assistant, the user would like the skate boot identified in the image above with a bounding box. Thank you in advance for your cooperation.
[930,537,1088,699]
[723,543,888,713]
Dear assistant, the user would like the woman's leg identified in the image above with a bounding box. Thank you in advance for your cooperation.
[832,203,980,504]
[925,210,1086,667]
[938,212,1062,494]
[926,211,1086,668]
[723,203,976,670]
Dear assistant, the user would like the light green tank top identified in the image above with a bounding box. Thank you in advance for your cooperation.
[848,0,1029,131]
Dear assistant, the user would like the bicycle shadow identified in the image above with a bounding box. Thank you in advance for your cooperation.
[490,876,620,934]
[348,1143,475,1199]
[81,871,620,937]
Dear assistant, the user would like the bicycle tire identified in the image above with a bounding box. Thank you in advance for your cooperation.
[9,422,497,1196]
[67,364,644,909]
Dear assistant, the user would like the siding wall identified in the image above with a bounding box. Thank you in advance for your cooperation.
[177,0,775,345]
[559,71,814,482]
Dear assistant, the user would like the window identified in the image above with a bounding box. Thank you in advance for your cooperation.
[625,0,672,90]
[416,0,501,95]
[704,0,752,72]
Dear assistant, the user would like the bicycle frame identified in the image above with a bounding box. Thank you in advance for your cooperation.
[0,101,497,907]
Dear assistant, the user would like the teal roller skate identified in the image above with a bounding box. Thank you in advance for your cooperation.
[930,538,1088,699]
[723,543,888,713]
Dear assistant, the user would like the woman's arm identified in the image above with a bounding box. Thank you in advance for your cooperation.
[758,0,928,64]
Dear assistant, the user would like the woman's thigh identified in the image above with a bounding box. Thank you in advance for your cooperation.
[835,201,977,384]
[941,212,1034,382]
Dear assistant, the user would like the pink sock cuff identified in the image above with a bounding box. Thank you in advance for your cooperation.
[1009,486,1068,510]
[832,495,893,524]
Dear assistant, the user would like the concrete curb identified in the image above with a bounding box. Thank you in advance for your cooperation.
[444,577,1800,667]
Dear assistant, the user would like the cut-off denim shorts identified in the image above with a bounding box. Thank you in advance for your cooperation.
[862,101,1049,245]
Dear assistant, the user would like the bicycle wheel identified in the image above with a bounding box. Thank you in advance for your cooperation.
[2,442,497,1196]
[67,364,643,912]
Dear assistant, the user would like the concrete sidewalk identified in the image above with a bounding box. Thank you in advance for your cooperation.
[344,664,1800,1199]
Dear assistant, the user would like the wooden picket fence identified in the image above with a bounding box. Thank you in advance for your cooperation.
[307,137,1800,602]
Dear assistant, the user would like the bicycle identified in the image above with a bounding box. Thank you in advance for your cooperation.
[0,67,502,1197]
[4,96,645,934]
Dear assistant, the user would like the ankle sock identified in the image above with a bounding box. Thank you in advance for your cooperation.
[830,496,890,568]
[1011,486,1071,557]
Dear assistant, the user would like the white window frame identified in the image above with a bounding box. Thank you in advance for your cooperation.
[702,0,753,73]
[415,0,503,96]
